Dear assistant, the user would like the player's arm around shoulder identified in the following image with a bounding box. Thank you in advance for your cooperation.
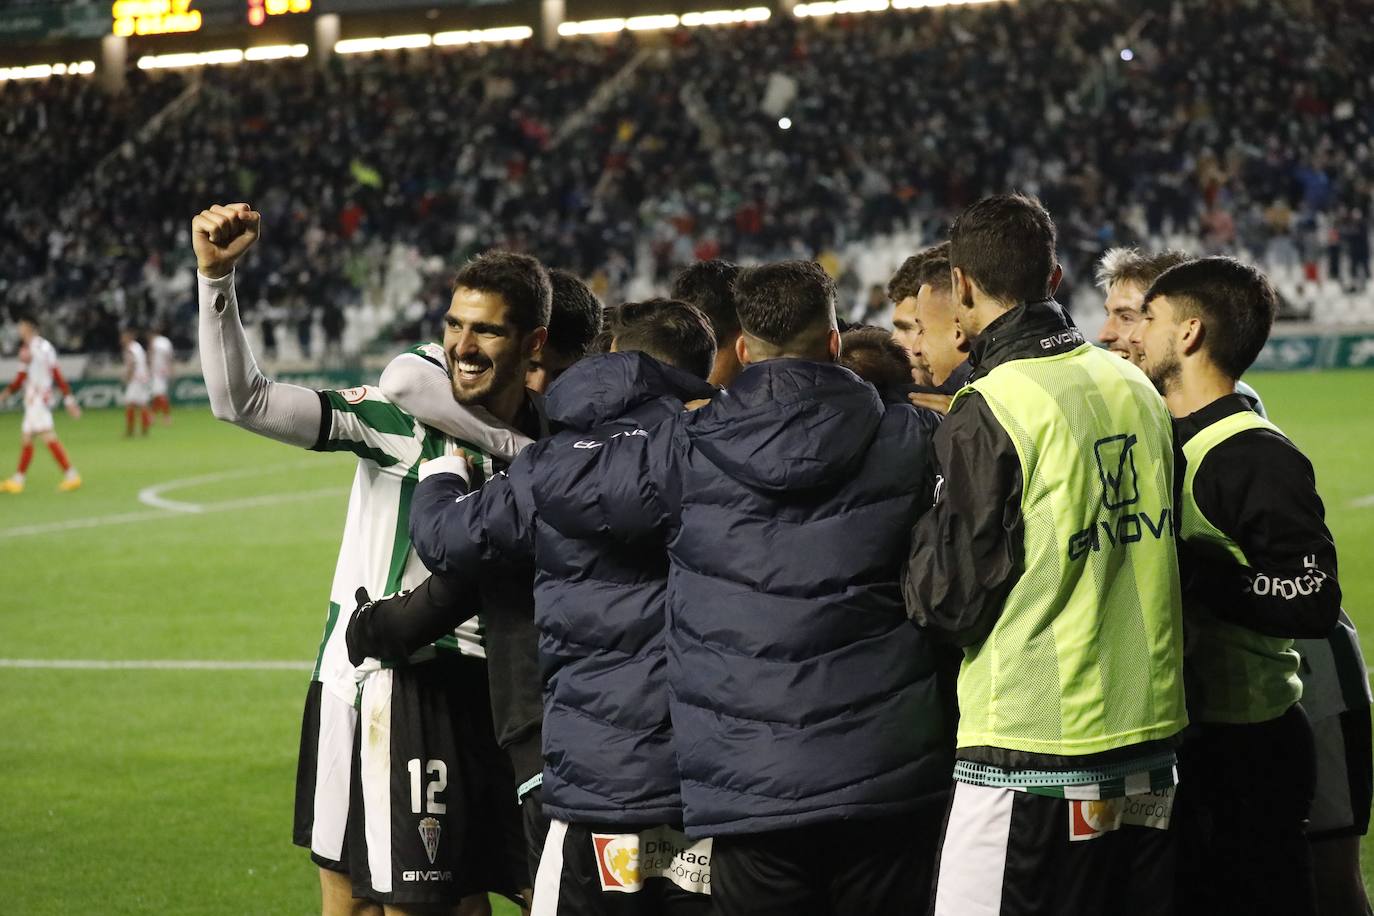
[410,447,535,577]
[346,573,475,666]
[532,412,682,544]
[379,346,534,462]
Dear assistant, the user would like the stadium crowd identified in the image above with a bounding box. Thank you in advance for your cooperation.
[3,0,1374,360]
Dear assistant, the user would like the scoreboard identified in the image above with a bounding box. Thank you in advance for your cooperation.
[111,0,311,37]
[111,0,201,37]
[247,0,313,28]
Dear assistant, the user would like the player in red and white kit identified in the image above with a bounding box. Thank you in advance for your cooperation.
[121,328,153,437]
[2,316,82,493]
[148,328,175,425]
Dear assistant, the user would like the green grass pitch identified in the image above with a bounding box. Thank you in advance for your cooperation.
[0,370,1371,913]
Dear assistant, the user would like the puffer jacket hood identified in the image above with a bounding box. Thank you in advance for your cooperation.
[546,351,718,433]
[687,359,883,492]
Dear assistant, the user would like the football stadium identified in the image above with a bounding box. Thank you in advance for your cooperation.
[1,0,1373,913]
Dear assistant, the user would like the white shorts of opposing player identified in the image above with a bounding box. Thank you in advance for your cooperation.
[125,382,151,407]
[22,404,54,436]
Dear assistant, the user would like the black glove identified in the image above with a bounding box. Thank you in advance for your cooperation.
[344,575,477,667]
[346,587,385,667]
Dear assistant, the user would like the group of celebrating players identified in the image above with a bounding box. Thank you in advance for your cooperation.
[188,193,1369,916]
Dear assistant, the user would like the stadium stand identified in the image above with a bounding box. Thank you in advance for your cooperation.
[0,0,1370,362]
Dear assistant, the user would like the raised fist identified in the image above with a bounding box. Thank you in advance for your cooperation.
[191,203,261,280]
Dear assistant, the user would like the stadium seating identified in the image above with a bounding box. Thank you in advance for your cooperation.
[1,0,1370,360]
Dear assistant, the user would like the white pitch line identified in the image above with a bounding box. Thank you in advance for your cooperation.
[137,460,320,513]
[0,486,344,539]
[0,658,311,671]
[1352,493,1374,509]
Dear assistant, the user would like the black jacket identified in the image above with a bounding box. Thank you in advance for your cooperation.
[901,300,1081,649]
[1176,393,1341,639]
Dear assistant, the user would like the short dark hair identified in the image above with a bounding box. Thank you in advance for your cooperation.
[611,298,717,381]
[589,304,619,355]
[840,326,911,390]
[887,242,951,302]
[1095,248,1193,293]
[548,269,604,361]
[949,194,1057,305]
[1143,257,1277,379]
[671,260,741,346]
[733,260,836,348]
[453,251,552,334]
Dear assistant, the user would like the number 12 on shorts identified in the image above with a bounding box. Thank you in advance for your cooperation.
[407,758,447,814]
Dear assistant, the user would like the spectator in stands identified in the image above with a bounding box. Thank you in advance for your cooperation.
[3,0,1372,359]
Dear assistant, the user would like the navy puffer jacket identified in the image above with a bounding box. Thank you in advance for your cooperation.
[409,352,716,826]
[536,358,952,837]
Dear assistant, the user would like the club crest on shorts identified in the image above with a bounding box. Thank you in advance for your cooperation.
[591,828,712,895]
[592,834,643,893]
[419,816,441,864]
[1068,797,1124,841]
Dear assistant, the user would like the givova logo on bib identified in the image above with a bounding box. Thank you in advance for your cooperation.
[592,827,712,895]
[1069,433,1172,561]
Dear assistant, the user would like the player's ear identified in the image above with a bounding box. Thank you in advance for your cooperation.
[735,333,751,367]
[1179,316,1204,357]
[952,267,974,309]
[524,326,548,359]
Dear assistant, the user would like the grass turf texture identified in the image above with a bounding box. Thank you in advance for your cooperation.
[0,370,1370,912]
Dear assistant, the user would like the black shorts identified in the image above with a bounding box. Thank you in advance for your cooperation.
[713,809,943,916]
[523,785,551,888]
[293,680,358,873]
[347,654,526,906]
[1308,705,1373,840]
[1175,704,1317,916]
[531,819,713,916]
[931,783,1174,916]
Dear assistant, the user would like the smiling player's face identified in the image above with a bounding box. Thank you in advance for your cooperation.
[443,287,538,408]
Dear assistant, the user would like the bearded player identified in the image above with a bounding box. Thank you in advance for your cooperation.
[2,316,82,493]
[194,202,533,915]
[1095,247,1266,409]
[1099,245,1372,910]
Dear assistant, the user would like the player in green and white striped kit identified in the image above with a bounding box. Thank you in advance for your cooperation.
[194,203,542,915]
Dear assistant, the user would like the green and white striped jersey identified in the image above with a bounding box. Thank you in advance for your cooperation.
[308,378,500,707]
